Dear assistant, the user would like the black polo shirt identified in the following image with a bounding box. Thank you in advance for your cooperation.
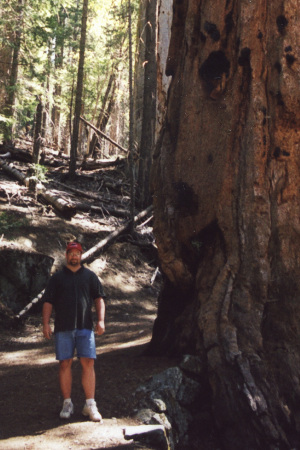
[42,265,105,332]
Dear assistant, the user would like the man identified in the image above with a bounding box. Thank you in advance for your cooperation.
[42,241,105,422]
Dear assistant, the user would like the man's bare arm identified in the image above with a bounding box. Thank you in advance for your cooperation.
[42,302,53,339]
[94,297,105,335]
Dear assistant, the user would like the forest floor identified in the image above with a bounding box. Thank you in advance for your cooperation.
[0,143,178,449]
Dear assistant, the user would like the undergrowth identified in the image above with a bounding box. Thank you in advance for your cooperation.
[0,212,30,236]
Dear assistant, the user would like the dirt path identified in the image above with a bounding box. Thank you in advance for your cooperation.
[0,162,178,448]
[0,290,176,449]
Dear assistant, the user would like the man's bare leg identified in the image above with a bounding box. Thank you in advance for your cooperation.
[80,357,102,422]
[80,357,95,399]
[59,358,73,399]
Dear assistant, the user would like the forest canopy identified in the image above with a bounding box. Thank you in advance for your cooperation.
[0,0,139,155]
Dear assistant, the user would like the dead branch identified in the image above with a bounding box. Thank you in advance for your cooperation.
[80,116,128,154]
[15,290,45,319]
[137,215,154,229]
[81,205,153,262]
[151,267,160,285]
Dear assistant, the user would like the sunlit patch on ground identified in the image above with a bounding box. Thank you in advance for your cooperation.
[0,419,138,450]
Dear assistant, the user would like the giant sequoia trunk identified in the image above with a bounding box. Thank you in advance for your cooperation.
[150,0,300,448]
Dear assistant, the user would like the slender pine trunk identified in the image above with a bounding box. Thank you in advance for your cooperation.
[69,0,88,179]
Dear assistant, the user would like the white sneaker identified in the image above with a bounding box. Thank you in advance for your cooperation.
[82,400,103,422]
[60,400,74,419]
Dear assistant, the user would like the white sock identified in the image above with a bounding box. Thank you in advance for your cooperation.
[63,398,72,404]
[86,398,95,406]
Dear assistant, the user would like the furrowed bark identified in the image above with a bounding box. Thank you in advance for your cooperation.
[150,0,300,447]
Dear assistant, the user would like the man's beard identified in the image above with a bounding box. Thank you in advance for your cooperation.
[69,259,79,265]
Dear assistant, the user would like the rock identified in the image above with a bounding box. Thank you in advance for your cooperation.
[135,408,156,424]
[150,397,167,412]
[0,244,54,313]
[134,365,202,448]
[177,376,202,406]
[152,412,172,430]
[137,367,183,397]
[123,425,170,450]
[179,354,203,376]
[135,408,172,430]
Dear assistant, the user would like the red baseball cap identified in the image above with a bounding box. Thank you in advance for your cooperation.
[66,242,83,253]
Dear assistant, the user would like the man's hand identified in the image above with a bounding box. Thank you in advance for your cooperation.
[43,324,52,339]
[96,320,105,336]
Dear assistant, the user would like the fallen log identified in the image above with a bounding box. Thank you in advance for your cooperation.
[0,159,27,184]
[0,160,76,219]
[39,191,77,219]
[51,179,130,207]
[74,201,130,218]
[0,152,11,159]
[52,179,110,203]
[81,157,125,170]
[54,175,128,199]
[0,146,32,163]
[80,116,128,154]
[81,205,153,262]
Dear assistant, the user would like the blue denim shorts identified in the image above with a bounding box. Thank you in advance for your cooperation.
[55,329,96,361]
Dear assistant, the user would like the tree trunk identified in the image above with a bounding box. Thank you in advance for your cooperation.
[32,98,43,164]
[0,27,13,110]
[2,0,23,145]
[52,9,65,149]
[69,0,88,179]
[137,0,157,207]
[86,74,102,153]
[88,72,116,156]
[128,0,135,230]
[150,0,300,448]
[156,0,172,139]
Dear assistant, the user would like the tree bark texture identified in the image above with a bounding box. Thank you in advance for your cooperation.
[156,0,172,138]
[150,0,300,448]
[133,0,147,157]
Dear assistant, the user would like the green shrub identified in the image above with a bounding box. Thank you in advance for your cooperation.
[32,164,48,182]
[0,212,30,235]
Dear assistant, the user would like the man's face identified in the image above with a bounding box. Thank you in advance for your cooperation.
[66,250,82,266]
